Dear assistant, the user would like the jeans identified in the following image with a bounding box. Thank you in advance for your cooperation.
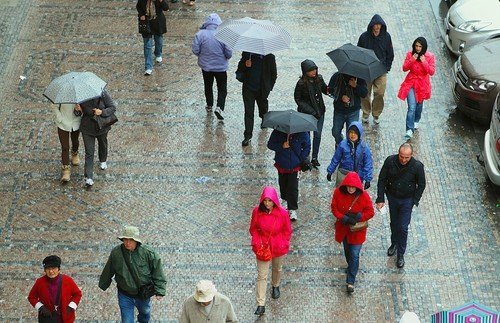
[242,86,269,139]
[118,291,152,323]
[82,132,108,180]
[311,115,324,160]
[331,109,360,145]
[278,171,299,210]
[387,195,414,256]
[143,35,163,70]
[202,70,228,110]
[343,238,362,284]
[405,88,423,131]
[57,128,80,165]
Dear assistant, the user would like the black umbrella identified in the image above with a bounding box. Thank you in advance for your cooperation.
[326,43,386,82]
[262,109,318,134]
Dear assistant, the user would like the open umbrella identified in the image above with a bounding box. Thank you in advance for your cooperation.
[262,109,318,134]
[431,301,499,323]
[43,71,106,104]
[214,17,291,55]
[327,43,386,82]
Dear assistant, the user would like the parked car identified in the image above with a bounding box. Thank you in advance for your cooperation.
[452,38,500,124]
[484,93,500,186]
[444,0,500,55]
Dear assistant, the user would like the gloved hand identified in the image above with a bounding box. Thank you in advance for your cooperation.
[364,181,371,190]
[66,306,74,314]
[327,173,332,182]
[39,306,52,317]
[341,215,350,225]
[345,217,357,225]
[347,212,362,222]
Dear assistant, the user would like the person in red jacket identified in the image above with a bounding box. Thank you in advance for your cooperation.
[249,186,292,316]
[331,172,374,293]
[28,255,82,322]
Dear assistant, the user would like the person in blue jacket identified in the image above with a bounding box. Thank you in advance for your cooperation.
[326,121,373,189]
[267,130,311,221]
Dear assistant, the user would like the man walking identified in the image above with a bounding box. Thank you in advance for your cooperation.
[357,14,394,124]
[99,226,167,323]
[376,143,426,268]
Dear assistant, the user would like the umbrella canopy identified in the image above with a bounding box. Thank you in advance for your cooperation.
[43,71,107,104]
[431,301,499,323]
[262,109,318,134]
[214,17,291,55]
[326,43,386,82]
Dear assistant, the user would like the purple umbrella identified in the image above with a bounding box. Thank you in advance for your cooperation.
[431,301,499,323]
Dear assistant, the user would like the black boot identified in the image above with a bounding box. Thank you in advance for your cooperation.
[387,244,397,256]
[311,158,320,168]
[396,254,405,268]
[271,286,280,299]
[254,305,265,316]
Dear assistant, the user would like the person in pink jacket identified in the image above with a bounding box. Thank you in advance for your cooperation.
[249,186,292,316]
[397,37,435,140]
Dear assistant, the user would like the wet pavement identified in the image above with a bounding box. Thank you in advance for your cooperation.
[0,0,499,322]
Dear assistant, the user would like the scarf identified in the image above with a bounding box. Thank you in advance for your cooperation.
[146,0,157,20]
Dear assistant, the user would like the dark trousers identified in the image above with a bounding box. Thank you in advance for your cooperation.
[202,70,227,110]
[82,132,108,180]
[387,195,414,256]
[278,171,299,210]
[57,128,80,165]
[242,86,268,139]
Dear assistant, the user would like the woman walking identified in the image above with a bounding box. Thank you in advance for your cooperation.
[397,36,435,139]
[331,172,374,293]
[52,103,81,182]
[249,186,292,316]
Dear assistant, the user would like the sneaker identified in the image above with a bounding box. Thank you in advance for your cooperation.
[205,105,213,112]
[362,116,369,123]
[414,122,419,129]
[289,210,298,221]
[373,117,380,124]
[85,178,94,187]
[405,129,413,140]
[182,0,187,3]
[241,138,251,146]
[189,0,195,5]
[155,56,162,63]
[214,107,224,120]
[100,162,108,170]
[346,284,354,293]
[144,69,152,76]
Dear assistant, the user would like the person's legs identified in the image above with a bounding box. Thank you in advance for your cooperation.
[58,128,70,165]
[256,259,270,306]
[372,74,387,118]
[331,111,346,146]
[286,172,299,211]
[142,36,153,71]
[255,90,269,120]
[135,297,152,323]
[344,238,362,284]
[70,129,80,154]
[278,172,288,202]
[214,71,228,110]
[361,82,373,120]
[397,198,414,256]
[406,88,417,131]
[82,133,96,180]
[202,70,215,108]
[96,132,108,163]
[153,34,163,59]
[243,87,256,140]
[117,291,136,323]
[270,255,285,287]
[414,101,424,124]
[387,195,400,247]
[312,115,324,160]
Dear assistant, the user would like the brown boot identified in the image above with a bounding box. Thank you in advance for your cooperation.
[61,165,71,182]
[71,151,80,166]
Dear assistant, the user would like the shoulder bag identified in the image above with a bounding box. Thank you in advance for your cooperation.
[138,18,151,34]
[121,246,156,299]
[344,195,369,232]
[93,97,118,130]
[255,217,277,261]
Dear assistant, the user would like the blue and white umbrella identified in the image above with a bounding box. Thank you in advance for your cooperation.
[43,71,107,104]
[214,17,291,55]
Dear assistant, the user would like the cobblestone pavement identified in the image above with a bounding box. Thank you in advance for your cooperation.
[0,0,498,322]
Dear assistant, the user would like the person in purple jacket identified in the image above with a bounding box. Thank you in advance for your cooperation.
[192,13,233,120]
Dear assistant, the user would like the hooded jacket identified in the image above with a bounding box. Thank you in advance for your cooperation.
[267,130,311,171]
[136,0,169,36]
[331,172,375,245]
[326,121,373,183]
[192,14,233,72]
[357,14,395,72]
[328,72,368,114]
[397,37,435,102]
[249,186,292,258]
[294,59,328,119]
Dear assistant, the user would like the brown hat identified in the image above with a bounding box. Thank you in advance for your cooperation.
[117,226,142,244]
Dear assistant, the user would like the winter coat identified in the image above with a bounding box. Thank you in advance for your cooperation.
[331,172,375,245]
[294,59,328,119]
[326,121,373,183]
[136,0,169,36]
[357,14,395,72]
[53,104,81,132]
[249,186,292,258]
[99,243,167,297]
[179,293,238,323]
[397,51,435,103]
[192,13,233,72]
[328,72,368,114]
[236,52,277,98]
[267,130,311,171]
[79,90,117,136]
[28,274,82,322]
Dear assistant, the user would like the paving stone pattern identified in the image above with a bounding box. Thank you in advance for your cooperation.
[0,0,498,322]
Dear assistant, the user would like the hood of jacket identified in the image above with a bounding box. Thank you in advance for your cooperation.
[367,14,387,36]
[339,171,363,194]
[347,121,364,142]
[259,186,282,208]
[201,13,222,30]
[301,59,318,76]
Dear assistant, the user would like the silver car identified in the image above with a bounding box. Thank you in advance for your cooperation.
[484,93,500,186]
[444,0,500,55]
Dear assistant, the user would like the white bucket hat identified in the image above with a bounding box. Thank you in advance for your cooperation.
[193,280,217,303]
[399,311,421,323]
[117,226,142,244]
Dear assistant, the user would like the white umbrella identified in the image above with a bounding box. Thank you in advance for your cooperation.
[43,71,106,104]
[214,17,291,55]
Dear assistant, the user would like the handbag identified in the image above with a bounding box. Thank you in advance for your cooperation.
[343,195,370,232]
[94,113,118,130]
[255,217,277,261]
[121,246,156,299]
[335,168,349,187]
[138,18,151,34]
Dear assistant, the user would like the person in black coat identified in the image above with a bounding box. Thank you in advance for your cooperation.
[236,52,277,146]
[136,0,169,76]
